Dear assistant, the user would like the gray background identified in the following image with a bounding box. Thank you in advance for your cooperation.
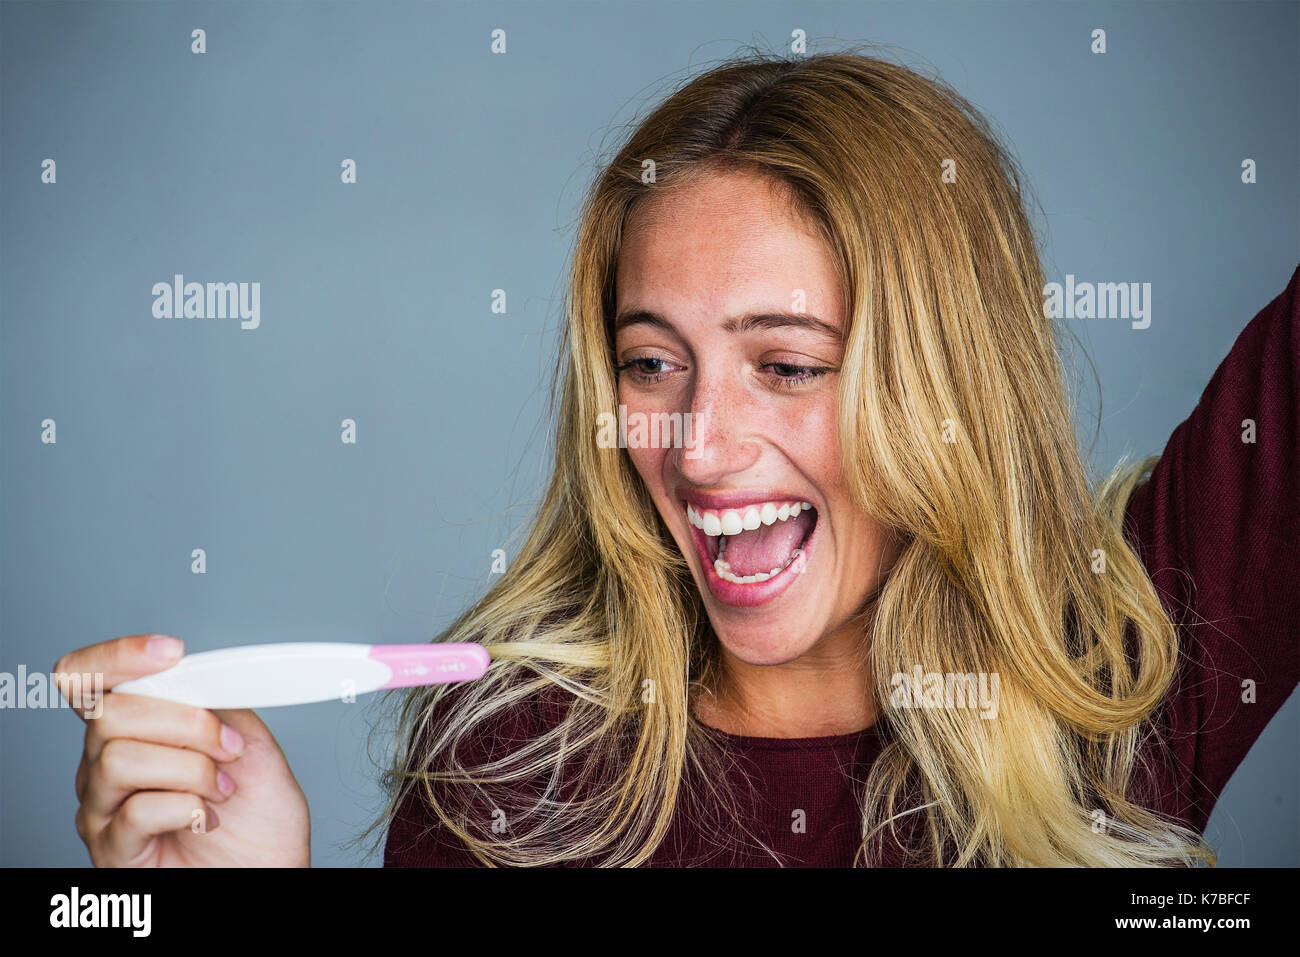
[2,0,1296,866]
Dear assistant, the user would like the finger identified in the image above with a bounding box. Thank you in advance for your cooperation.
[84,738,233,820]
[54,634,185,720]
[95,791,219,866]
[75,752,88,803]
[208,707,275,750]
[84,691,245,766]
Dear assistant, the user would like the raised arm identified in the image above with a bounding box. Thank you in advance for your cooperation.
[1122,263,1300,833]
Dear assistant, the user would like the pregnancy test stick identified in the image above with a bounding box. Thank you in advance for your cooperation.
[110,642,491,709]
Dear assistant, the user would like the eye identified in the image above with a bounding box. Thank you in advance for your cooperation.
[615,356,681,383]
[761,362,833,390]
[615,355,834,389]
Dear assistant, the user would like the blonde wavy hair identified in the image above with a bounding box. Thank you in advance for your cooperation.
[363,47,1216,867]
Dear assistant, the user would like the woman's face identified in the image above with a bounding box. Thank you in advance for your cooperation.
[613,168,900,665]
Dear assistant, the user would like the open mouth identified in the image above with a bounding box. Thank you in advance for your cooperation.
[685,499,818,591]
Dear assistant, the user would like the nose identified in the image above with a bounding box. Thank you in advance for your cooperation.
[671,367,761,484]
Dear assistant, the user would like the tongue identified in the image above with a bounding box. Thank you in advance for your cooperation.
[721,510,814,576]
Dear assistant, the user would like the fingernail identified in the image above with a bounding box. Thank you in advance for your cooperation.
[147,635,183,660]
[206,807,220,830]
[217,770,236,795]
[220,723,245,755]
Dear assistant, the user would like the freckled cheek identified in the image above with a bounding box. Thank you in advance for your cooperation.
[613,386,670,481]
[624,444,670,487]
[780,401,841,481]
[624,447,682,549]
[793,402,854,574]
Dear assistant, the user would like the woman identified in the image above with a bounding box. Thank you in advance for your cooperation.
[61,51,1298,868]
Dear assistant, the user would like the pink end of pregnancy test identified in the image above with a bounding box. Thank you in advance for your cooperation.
[110,642,491,709]
[368,643,490,689]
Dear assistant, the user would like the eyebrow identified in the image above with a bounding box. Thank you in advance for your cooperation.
[612,309,842,341]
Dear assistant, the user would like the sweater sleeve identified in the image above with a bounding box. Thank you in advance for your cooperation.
[1121,262,1300,834]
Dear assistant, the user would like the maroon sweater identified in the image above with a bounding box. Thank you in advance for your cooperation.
[385,264,1300,867]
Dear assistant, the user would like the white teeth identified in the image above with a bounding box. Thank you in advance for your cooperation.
[713,551,802,585]
[687,498,816,585]
[686,498,813,533]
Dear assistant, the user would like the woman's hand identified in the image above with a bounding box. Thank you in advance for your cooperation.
[57,633,311,867]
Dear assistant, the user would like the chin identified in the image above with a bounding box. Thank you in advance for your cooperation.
[706,614,822,665]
